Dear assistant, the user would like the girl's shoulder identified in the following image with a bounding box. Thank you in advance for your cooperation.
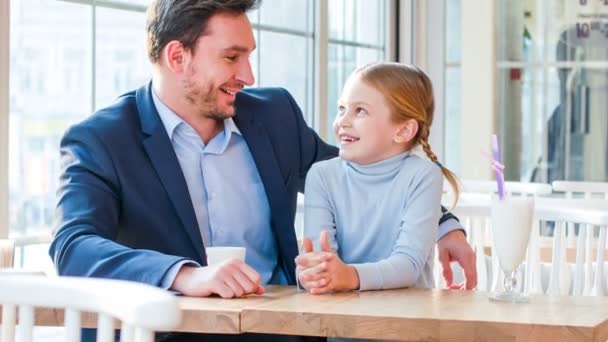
[309,156,343,174]
[401,154,443,179]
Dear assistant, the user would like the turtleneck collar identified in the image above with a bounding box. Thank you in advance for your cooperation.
[344,151,411,176]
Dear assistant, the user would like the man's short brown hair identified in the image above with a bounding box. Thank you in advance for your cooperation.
[146,0,261,63]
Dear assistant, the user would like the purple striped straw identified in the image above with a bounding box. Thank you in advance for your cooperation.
[491,134,505,200]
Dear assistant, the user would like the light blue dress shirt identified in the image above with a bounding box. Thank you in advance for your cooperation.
[151,89,286,288]
[304,152,442,291]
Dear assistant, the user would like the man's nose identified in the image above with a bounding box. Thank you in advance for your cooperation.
[237,59,255,86]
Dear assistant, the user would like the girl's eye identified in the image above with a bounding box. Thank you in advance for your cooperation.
[337,105,346,114]
[356,107,367,116]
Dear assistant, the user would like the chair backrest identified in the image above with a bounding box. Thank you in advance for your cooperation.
[552,181,608,199]
[534,199,608,296]
[0,239,15,268]
[0,275,181,342]
[460,180,553,196]
[448,197,608,297]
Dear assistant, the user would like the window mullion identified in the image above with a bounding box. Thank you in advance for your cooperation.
[398,0,414,63]
[386,0,397,61]
[313,0,328,138]
[0,0,9,239]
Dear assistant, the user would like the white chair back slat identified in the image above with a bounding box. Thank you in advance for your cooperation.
[135,328,154,342]
[120,324,135,342]
[97,313,116,342]
[1,304,16,342]
[0,276,181,342]
[470,217,489,292]
[547,221,572,296]
[547,222,563,296]
[591,227,607,296]
[17,305,34,342]
[584,228,595,296]
[572,226,587,296]
[64,308,81,342]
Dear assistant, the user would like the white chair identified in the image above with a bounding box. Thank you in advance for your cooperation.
[449,197,608,296]
[0,275,181,342]
[552,181,608,199]
[0,239,15,268]
[551,181,608,294]
[536,199,608,296]
[445,181,552,292]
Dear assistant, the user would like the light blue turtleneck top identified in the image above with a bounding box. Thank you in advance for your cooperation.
[303,152,442,290]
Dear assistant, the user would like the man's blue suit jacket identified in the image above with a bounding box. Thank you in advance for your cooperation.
[49,83,337,286]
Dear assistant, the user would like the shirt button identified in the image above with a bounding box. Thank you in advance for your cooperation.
[209,191,216,200]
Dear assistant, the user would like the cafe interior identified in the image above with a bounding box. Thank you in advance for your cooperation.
[1,0,608,341]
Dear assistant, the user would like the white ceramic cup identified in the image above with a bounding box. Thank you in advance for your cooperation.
[205,246,246,265]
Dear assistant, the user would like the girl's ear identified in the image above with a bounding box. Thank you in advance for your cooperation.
[393,119,419,144]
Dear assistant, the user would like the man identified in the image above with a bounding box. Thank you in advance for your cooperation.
[50,0,475,335]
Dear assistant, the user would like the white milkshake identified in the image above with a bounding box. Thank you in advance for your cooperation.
[490,196,534,303]
[491,196,534,273]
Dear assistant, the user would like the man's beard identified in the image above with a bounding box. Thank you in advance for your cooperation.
[183,78,235,121]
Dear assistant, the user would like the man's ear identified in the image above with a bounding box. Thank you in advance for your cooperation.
[393,119,419,144]
[162,40,188,73]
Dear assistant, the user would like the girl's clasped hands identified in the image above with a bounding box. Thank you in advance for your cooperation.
[295,230,360,294]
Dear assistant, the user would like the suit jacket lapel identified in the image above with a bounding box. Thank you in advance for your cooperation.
[234,104,298,284]
[136,83,206,263]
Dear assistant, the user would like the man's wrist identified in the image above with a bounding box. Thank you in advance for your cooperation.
[171,265,197,293]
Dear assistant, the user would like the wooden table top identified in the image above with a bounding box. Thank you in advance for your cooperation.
[21,286,608,341]
[242,287,608,341]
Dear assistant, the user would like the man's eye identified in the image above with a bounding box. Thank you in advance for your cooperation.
[225,56,237,62]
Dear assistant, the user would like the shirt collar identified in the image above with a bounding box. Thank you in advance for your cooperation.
[151,85,242,144]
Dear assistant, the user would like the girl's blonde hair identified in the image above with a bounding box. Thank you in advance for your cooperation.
[354,62,460,204]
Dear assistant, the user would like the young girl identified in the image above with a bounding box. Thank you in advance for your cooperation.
[297,62,459,294]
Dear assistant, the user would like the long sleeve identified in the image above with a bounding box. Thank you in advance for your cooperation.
[352,164,443,290]
[438,206,464,240]
[303,164,339,252]
[49,125,191,286]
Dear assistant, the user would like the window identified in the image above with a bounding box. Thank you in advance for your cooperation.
[439,0,608,182]
[326,0,388,143]
[496,0,608,182]
[248,0,315,123]
[2,0,395,270]
[7,0,150,271]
